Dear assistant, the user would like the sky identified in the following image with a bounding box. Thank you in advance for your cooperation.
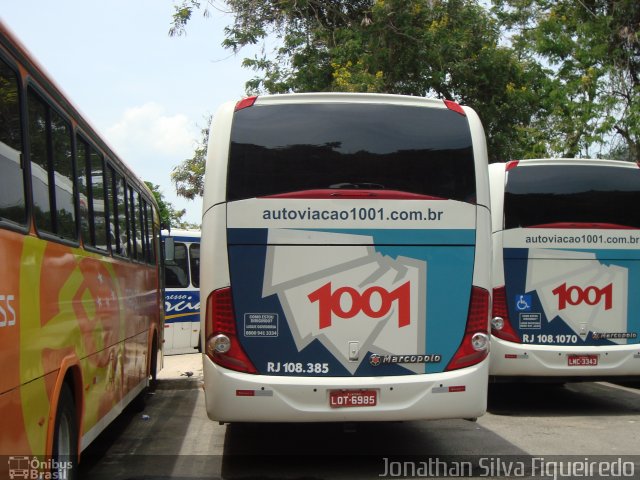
[1,0,258,224]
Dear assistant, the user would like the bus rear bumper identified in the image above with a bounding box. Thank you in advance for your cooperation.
[202,355,488,423]
[489,336,640,379]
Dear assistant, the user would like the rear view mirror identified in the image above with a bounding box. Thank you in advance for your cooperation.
[164,237,175,263]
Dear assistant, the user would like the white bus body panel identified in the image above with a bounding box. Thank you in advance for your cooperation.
[203,355,488,422]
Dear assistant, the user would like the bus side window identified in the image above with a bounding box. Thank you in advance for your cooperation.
[27,88,75,240]
[27,88,53,233]
[90,149,107,250]
[129,186,138,260]
[165,242,189,288]
[0,57,27,226]
[145,202,155,264]
[106,163,119,254]
[75,137,91,245]
[136,191,145,262]
[51,109,75,240]
[116,175,129,257]
[189,243,200,288]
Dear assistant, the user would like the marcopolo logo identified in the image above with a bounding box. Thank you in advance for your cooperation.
[308,282,410,329]
[552,283,613,311]
[370,353,441,366]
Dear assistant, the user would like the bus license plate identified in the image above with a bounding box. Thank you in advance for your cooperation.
[568,355,598,366]
[329,390,377,408]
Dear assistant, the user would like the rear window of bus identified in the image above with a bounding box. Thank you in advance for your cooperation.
[504,164,640,229]
[227,103,476,203]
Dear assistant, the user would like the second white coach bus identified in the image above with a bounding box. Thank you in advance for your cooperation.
[201,93,491,422]
[489,159,640,382]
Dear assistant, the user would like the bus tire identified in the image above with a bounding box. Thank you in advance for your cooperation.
[149,337,159,391]
[52,384,78,480]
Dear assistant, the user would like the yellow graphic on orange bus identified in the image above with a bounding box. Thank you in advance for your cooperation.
[0,231,155,458]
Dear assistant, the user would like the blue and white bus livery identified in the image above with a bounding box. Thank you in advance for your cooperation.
[489,158,640,382]
[162,229,201,355]
[201,93,492,422]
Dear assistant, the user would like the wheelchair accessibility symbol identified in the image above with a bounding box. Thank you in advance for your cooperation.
[515,294,532,312]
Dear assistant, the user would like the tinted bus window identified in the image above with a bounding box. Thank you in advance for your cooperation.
[106,164,118,253]
[116,174,129,256]
[135,192,145,262]
[0,58,26,225]
[51,109,75,239]
[189,243,200,287]
[228,103,475,202]
[90,149,107,249]
[146,202,155,264]
[129,186,136,258]
[27,89,52,232]
[27,89,75,239]
[504,164,640,229]
[76,138,91,244]
[165,242,189,288]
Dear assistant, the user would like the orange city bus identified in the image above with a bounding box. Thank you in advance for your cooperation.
[0,21,163,478]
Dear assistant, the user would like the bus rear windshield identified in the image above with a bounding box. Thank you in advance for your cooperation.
[227,103,476,202]
[504,164,640,229]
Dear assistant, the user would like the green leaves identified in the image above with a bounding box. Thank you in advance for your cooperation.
[497,0,640,159]
[171,119,210,200]
[169,0,640,199]
[144,181,194,229]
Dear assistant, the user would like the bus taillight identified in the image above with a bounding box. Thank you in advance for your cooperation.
[446,286,490,371]
[505,160,520,171]
[491,286,521,343]
[205,287,257,373]
[235,96,257,111]
[444,99,466,116]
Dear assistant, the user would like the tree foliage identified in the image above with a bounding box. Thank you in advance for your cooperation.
[172,0,549,162]
[171,119,210,200]
[145,181,198,229]
[169,0,640,197]
[493,0,640,159]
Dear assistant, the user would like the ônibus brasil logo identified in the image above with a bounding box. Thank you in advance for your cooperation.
[307,282,410,329]
[8,456,73,480]
[552,283,613,311]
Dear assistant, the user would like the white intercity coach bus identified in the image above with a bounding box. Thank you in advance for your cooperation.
[489,158,640,382]
[200,93,491,422]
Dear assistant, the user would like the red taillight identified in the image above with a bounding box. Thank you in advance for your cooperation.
[491,286,521,343]
[235,96,257,111]
[505,160,519,171]
[444,99,466,116]
[446,287,490,371]
[205,287,257,373]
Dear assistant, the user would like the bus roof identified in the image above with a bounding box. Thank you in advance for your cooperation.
[504,158,639,169]
[161,229,201,239]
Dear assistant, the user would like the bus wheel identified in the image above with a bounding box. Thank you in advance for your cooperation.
[149,338,159,391]
[52,384,78,480]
